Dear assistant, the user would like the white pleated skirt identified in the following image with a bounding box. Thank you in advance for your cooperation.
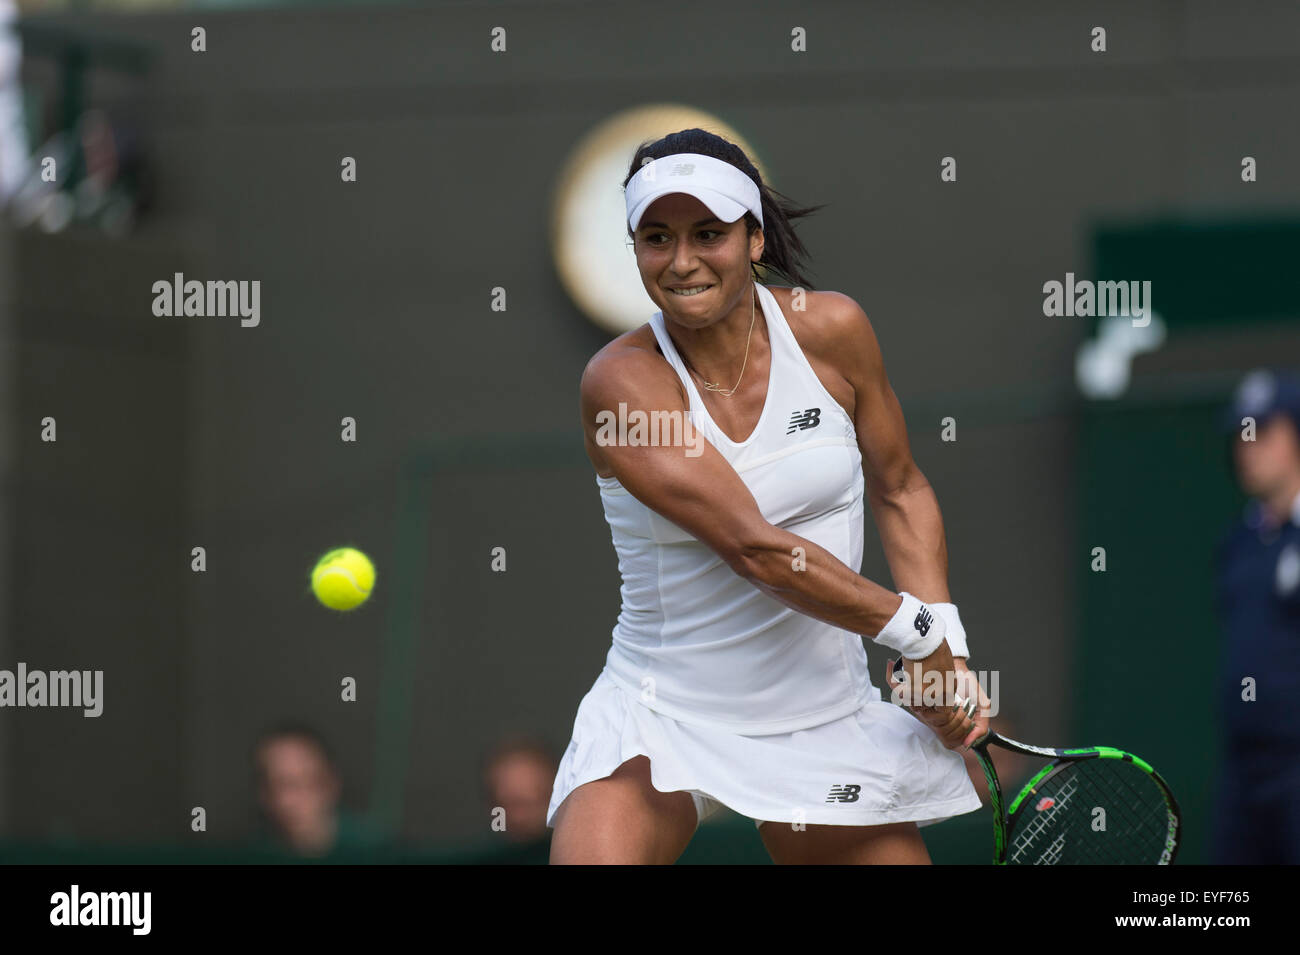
[547,669,982,829]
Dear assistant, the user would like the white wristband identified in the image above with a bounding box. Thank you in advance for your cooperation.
[931,602,970,661]
[873,592,946,659]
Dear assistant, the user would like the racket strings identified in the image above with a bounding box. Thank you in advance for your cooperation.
[1007,759,1171,864]
[1062,767,1164,864]
[1018,768,1160,865]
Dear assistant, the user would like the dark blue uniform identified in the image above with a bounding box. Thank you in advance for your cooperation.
[1211,497,1300,863]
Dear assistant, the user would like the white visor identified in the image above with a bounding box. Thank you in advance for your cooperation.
[625,152,763,233]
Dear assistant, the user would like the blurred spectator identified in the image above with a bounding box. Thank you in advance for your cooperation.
[482,736,557,847]
[1212,369,1300,864]
[253,723,383,858]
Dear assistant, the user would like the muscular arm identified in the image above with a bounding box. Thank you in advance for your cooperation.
[789,293,984,747]
[819,293,961,650]
[581,342,905,638]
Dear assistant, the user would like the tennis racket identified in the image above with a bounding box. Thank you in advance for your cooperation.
[971,731,1181,865]
[887,658,1181,864]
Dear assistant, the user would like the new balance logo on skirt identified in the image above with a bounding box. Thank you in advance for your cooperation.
[787,408,821,433]
[826,784,861,803]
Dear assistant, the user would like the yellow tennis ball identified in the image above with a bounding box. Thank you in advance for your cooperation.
[311,547,375,611]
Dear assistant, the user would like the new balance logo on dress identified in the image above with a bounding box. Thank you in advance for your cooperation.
[826,784,861,803]
[913,606,933,636]
[787,408,821,434]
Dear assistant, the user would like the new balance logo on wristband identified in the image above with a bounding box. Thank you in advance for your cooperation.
[826,784,862,803]
[786,408,821,433]
[913,606,934,637]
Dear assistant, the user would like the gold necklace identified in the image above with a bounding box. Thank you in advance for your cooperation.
[690,286,757,398]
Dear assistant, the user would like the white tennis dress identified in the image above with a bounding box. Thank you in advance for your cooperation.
[548,283,980,829]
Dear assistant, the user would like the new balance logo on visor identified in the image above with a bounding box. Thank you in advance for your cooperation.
[787,408,821,434]
[913,606,934,636]
[826,784,861,803]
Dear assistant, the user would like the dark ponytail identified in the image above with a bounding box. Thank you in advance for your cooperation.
[622,128,826,290]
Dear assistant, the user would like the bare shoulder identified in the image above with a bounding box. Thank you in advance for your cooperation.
[579,324,690,478]
[770,286,873,347]
[580,323,687,409]
[769,287,881,381]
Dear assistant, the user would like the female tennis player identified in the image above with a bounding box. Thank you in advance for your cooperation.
[548,128,990,864]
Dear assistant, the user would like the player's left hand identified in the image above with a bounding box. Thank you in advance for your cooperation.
[887,654,989,751]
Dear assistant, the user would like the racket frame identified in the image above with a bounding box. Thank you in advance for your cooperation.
[972,731,1182,866]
